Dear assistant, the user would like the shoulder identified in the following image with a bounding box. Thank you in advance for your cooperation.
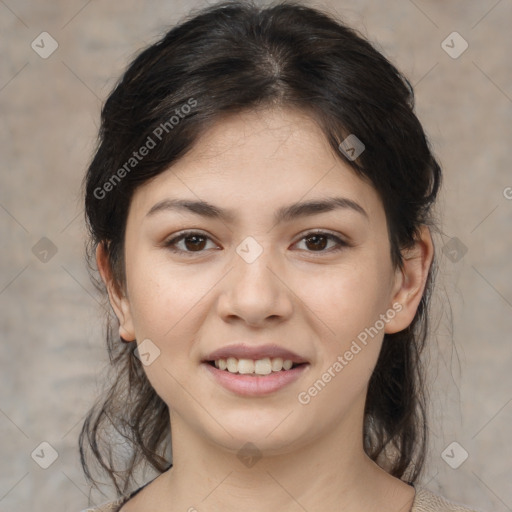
[412,486,486,512]
[79,496,127,512]
[81,484,486,512]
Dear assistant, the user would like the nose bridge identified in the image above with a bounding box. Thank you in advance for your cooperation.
[218,236,292,323]
[234,236,278,297]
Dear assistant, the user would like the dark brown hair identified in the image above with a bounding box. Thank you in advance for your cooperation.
[80,0,441,497]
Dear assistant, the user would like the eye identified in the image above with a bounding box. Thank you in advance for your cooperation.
[164,230,219,255]
[293,230,348,253]
[163,229,349,256]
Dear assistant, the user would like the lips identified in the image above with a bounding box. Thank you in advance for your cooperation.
[203,343,309,364]
[202,361,309,396]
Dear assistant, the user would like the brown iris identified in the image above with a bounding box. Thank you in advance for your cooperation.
[183,234,207,251]
[304,234,328,251]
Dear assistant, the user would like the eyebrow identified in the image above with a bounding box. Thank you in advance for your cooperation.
[145,196,368,223]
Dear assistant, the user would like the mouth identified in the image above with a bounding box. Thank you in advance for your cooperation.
[200,344,310,396]
[201,360,309,396]
[204,357,307,376]
[202,343,309,375]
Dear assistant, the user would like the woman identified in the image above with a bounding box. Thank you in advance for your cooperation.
[79,1,483,511]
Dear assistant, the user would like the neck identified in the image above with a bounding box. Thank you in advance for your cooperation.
[154,400,414,512]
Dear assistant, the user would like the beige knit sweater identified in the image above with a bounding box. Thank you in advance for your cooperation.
[81,486,484,512]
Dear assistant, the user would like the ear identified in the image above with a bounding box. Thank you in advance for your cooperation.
[96,242,136,342]
[385,225,434,334]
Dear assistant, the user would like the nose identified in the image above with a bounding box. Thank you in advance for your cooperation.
[216,244,294,327]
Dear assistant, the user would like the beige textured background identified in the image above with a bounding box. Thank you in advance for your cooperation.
[1,1,511,511]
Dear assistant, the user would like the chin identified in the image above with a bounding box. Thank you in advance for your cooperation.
[204,415,308,454]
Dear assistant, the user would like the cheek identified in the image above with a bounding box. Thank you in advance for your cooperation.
[295,258,392,417]
[124,257,207,396]
[126,250,205,339]
[301,254,393,347]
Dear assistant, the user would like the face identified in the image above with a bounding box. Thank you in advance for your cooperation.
[101,107,428,457]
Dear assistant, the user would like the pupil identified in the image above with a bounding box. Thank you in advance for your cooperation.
[185,235,206,251]
[306,235,327,251]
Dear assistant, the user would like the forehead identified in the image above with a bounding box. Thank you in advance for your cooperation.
[128,107,385,224]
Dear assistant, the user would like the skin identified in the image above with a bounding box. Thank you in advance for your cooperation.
[97,107,434,512]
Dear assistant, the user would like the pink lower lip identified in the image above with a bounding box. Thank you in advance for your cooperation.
[202,362,309,396]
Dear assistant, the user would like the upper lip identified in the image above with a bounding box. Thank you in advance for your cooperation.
[203,344,309,364]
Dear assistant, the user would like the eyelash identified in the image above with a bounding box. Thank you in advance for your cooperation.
[163,230,349,256]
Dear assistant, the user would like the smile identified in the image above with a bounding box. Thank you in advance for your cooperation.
[209,356,303,375]
[202,359,310,396]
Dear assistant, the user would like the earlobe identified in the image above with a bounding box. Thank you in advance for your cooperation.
[385,226,434,334]
[95,243,136,342]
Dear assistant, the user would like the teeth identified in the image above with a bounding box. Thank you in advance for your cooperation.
[254,358,272,375]
[271,357,283,371]
[212,357,297,375]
